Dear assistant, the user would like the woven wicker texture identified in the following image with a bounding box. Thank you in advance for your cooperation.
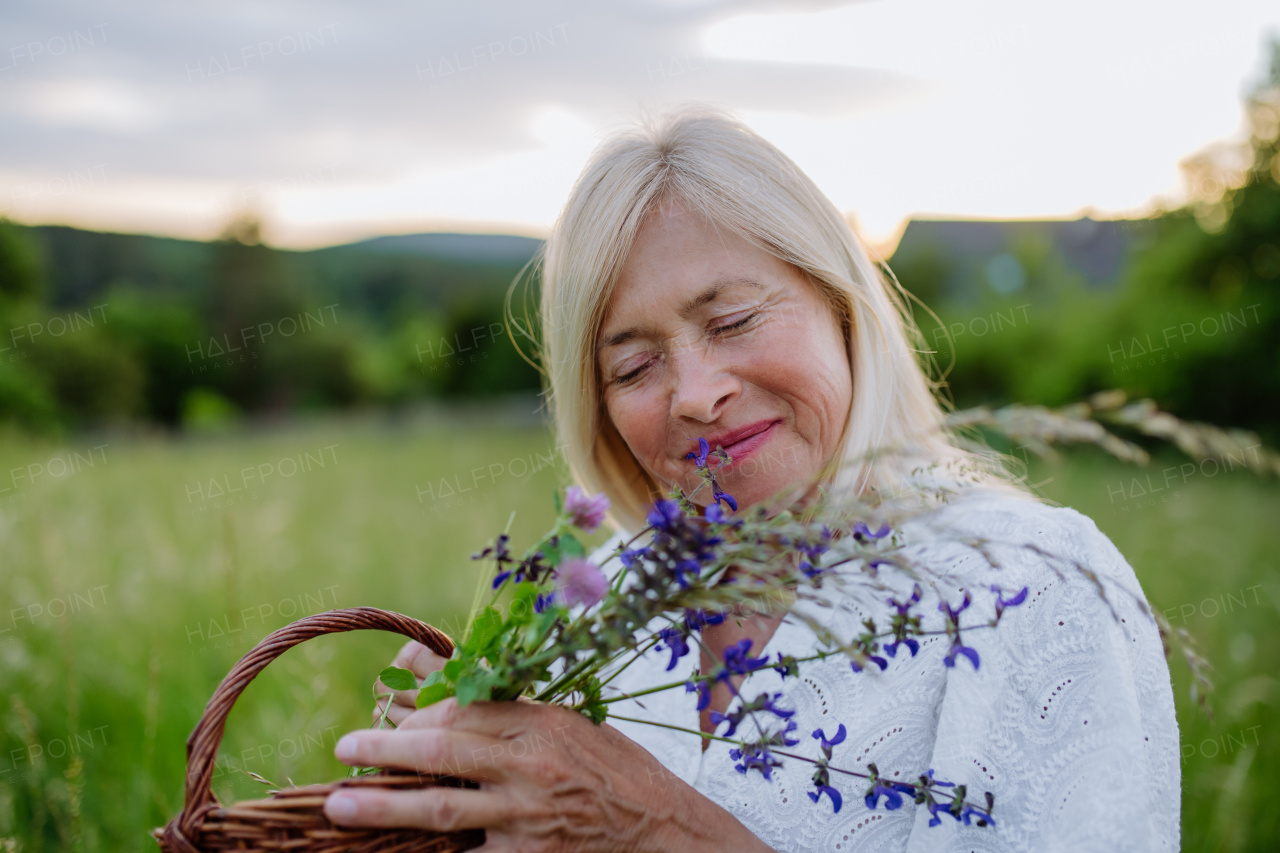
[153,607,483,853]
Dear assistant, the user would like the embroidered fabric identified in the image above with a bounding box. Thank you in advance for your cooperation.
[596,489,1180,852]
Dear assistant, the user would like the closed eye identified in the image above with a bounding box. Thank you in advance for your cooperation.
[711,312,758,336]
[613,355,655,386]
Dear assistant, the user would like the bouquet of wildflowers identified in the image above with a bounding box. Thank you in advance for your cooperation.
[372,391,1272,829]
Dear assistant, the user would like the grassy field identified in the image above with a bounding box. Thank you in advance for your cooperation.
[0,411,1276,851]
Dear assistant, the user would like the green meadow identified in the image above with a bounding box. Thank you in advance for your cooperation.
[0,412,1276,852]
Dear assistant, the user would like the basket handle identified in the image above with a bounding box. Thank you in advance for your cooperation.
[174,607,454,839]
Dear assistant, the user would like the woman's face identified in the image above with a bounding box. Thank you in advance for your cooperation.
[598,200,853,510]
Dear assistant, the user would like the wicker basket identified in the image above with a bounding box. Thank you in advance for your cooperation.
[153,607,485,853]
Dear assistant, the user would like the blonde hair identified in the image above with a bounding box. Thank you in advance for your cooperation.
[524,105,1010,533]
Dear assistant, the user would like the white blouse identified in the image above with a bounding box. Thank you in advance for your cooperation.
[595,489,1181,852]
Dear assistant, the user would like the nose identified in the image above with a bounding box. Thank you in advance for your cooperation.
[668,343,739,424]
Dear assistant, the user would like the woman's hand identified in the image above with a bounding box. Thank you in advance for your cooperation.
[373,640,447,727]
[328,691,774,853]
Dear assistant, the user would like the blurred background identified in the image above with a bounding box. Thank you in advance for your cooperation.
[1,1,1278,850]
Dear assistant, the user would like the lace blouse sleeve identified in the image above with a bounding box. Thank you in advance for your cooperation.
[905,501,1181,852]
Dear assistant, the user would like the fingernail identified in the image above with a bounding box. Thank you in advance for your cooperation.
[335,734,358,761]
[327,794,357,823]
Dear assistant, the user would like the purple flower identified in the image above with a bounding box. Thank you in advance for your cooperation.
[943,641,980,670]
[646,499,684,532]
[864,781,915,811]
[926,799,957,827]
[563,486,609,533]
[853,521,891,540]
[555,557,608,608]
[850,654,888,673]
[772,652,798,680]
[534,591,556,612]
[730,742,783,781]
[812,724,847,757]
[759,692,796,720]
[709,708,745,738]
[712,488,738,512]
[704,503,733,524]
[923,767,955,788]
[888,584,922,616]
[884,638,919,658]
[685,680,712,711]
[686,437,711,467]
[619,546,649,569]
[720,639,768,678]
[655,626,691,671]
[673,558,702,588]
[991,584,1029,620]
[938,591,972,621]
[807,785,843,813]
[683,609,726,632]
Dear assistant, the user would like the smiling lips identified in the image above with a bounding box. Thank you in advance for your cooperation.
[695,418,782,465]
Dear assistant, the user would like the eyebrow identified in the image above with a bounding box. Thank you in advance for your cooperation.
[599,276,764,350]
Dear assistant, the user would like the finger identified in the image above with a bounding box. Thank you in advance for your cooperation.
[335,727,511,783]
[400,697,568,740]
[325,785,510,832]
[369,698,416,728]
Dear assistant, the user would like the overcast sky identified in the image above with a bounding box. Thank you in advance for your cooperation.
[1,0,1277,248]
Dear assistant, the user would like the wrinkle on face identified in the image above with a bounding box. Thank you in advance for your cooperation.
[598,200,852,510]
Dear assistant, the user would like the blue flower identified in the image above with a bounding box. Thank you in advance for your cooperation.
[491,570,513,589]
[850,654,888,673]
[991,584,1028,608]
[710,708,745,738]
[960,805,993,827]
[686,437,711,467]
[673,558,702,588]
[888,584,922,616]
[655,626,691,671]
[778,719,801,746]
[646,499,685,532]
[923,768,955,787]
[926,799,957,827]
[720,639,768,678]
[938,591,972,621]
[807,785,843,813]
[884,638,919,658]
[759,692,796,720]
[619,546,650,569]
[704,503,730,524]
[685,679,712,711]
[772,652,798,680]
[730,742,783,781]
[853,521,891,540]
[864,781,915,811]
[811,723,847,757]
[534,591,556,612]
[991,584,1029,620]
[713,488,738,512]
[943,641,980,670]
[683,609,726,632]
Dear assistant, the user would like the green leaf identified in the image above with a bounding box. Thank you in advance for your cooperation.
[416,682,452,708]
[455,673,494,707]
[510,582,538,627]
[379,666,418,692]
[559,534,586,559]
[442,658,465,681]
[423,669,446,687]
[465,606,504,655]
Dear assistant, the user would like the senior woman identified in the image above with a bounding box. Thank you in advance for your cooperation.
[324,107,1180,851]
